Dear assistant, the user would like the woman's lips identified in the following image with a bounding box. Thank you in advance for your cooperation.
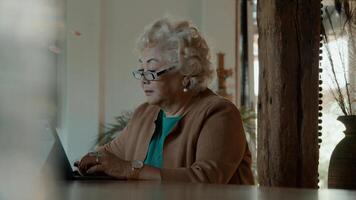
[144,90,154,95]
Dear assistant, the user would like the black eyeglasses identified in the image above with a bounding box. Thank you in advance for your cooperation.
[132,66,176,81]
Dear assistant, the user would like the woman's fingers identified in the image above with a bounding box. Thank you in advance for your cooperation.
[78,153,130,178]
[86,164,105,174]
[74,160,79,167]
[78,155,97,172]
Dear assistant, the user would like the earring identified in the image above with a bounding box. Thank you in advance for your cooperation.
[182,78,190,92]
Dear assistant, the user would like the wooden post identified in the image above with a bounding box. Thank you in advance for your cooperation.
[257,0,321,188]
[216,53,233,101]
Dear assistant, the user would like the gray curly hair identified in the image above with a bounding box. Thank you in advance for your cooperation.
[135,18,214,92]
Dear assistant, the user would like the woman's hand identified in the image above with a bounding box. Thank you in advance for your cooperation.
[76,152,132,179]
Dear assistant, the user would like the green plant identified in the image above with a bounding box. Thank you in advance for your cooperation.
[240,106,257,182]
[94,111,133,148]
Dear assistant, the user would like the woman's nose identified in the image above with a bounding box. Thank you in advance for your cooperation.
[141,79,150,85]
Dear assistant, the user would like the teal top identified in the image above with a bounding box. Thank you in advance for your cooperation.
[144,110,182,168]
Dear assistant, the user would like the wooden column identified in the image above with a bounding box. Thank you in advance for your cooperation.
[257,0,321,188]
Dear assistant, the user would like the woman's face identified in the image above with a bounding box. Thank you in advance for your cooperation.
[138,47,184,106]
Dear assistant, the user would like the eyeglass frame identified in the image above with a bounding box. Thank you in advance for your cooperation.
[132,66,176,81]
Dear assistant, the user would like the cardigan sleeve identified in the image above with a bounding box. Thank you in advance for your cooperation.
[161,100,251,184]
[96,103,149,159]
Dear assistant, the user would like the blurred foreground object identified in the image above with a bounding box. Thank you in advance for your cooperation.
[0,0,62,199]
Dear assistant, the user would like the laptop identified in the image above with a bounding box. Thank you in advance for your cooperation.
[42,127,126,181]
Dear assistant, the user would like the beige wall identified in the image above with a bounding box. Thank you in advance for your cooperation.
[59,0,101,162]
[201,0,236,101]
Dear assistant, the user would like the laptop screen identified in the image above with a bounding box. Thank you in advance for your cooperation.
[42,127,75,180]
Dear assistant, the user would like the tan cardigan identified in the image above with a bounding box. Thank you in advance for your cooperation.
[102,89,254,184]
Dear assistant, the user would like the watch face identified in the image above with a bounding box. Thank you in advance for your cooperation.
[132,160,143,169]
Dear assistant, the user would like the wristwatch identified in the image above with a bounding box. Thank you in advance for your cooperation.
[129,160,144,179]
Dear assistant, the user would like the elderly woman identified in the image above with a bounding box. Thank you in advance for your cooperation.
[77,18,254,184]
